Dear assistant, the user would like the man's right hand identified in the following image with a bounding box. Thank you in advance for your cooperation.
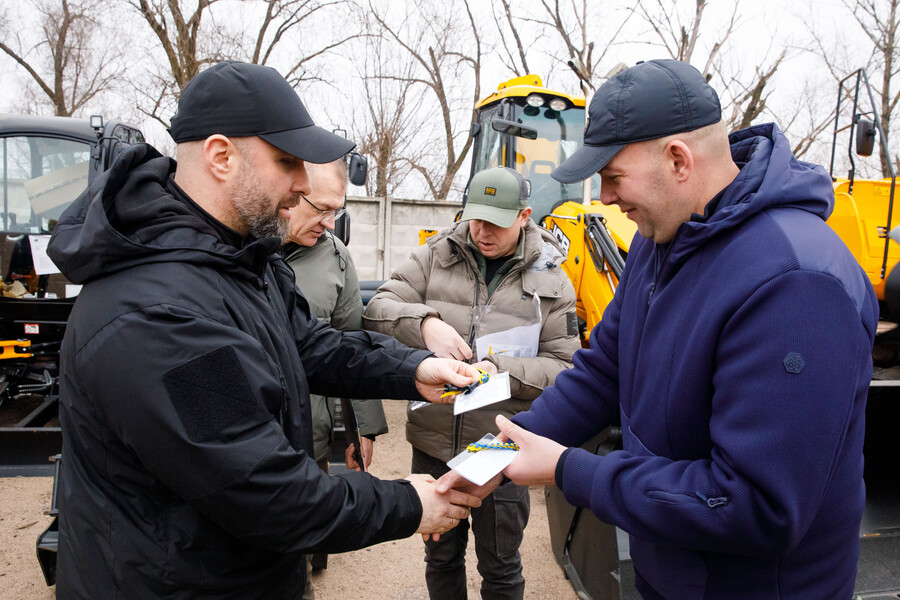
[421,317,472,361]
[406,473,481,536]
[435,470,502,499]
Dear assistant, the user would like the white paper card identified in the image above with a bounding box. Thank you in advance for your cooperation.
[474,322,541,362]
[453,371,511,415]
[29,235,61,275]
[447,434,517,486]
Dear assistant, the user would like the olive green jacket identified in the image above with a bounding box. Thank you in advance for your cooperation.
[363,220,579,461]
[285,233,388,462]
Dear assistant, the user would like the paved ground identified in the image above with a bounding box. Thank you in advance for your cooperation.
[0,399,576,599]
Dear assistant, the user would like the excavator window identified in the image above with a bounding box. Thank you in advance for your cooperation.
[0,135,90,233]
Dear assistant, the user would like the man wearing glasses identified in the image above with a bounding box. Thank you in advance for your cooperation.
[283,158,387,599]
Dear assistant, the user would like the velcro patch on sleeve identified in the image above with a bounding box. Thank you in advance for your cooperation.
[163,345,258,442]
[566,311,579,337]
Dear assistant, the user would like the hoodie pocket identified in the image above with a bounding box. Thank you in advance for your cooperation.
[647,490,730,508]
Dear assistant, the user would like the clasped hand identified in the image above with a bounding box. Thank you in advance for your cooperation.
[406,474,482,540]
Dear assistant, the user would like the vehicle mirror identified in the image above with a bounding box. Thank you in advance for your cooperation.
[348,152,367,187]
[856,118,876,157]
[491,118,538,140]
[470,122,482,137]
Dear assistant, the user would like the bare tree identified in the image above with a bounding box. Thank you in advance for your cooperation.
[369,0,482,200]
[841,0,900,177]
[132,0,221,93]
[632,0,732,77]
[125,0,224,127]
[632,0,790,132]
[129,0,362,129]
[491,0,531,77]
[526,0,630,91]
[719,50,787,130]
[245,0,361,86]
[346,23,422,197]
[0,0,121,116]
[778,76,839,160]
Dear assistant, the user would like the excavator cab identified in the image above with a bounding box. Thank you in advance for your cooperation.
[0,114,143,474]
[466,76,637,343]
[467,74,601,223]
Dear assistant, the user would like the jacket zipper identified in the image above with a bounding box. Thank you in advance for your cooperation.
[260,275,289,425]
[648,232,679,306]
[695,491,729,508]
[454,264,483,456]
[647,489,730,508]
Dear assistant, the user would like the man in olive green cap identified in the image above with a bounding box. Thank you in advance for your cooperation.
[364,166,579,599]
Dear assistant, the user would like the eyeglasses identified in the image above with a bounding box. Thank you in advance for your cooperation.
[301,195,346,222]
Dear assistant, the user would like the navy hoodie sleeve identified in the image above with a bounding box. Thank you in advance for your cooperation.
[71,303,422,555]
[512,263,624,445]
[555,270,873,556]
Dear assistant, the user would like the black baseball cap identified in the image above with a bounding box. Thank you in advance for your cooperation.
[168,61,354,163]
[552,59,721,183]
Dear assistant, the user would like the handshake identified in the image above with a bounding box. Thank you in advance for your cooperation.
[404,472,502,539]
[405,414,568,540]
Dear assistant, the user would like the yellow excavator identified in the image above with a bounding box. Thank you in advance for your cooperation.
[463,71,900,599]
[830,70,900,329]
[464,74,636,342]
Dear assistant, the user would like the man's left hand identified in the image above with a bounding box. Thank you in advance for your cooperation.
[415,358,479,403]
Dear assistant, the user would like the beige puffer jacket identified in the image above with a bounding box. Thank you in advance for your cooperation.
[363,219,579,461]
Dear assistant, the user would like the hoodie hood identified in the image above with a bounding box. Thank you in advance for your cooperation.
[666,122,835,266]
[48,143,281,284]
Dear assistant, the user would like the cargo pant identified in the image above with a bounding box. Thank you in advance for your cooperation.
[412,448,529,600]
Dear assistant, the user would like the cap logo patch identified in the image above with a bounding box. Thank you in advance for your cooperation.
[484,186,497,196]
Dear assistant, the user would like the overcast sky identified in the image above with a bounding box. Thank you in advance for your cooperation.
[0,0,885,193]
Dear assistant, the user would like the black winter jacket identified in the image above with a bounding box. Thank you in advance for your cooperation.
[47,144,429,599]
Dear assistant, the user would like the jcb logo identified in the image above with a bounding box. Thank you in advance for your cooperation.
[551,223,570,255]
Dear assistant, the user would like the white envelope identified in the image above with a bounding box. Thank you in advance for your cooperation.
[447,433,517,486]
[453,371,511,415]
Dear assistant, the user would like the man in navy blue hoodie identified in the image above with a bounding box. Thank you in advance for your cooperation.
[485,60,877,598]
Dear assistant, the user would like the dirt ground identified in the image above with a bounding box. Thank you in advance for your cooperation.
[0,400,576,599]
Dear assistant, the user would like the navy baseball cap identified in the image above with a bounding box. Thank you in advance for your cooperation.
[169,61,355,163]
[552,59,721,183]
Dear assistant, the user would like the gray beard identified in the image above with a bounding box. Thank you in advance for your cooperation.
[239,202,290,241]
[232,168,292,241]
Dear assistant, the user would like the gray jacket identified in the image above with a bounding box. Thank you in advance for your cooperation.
[364,220,579,461]
[285,232,388,462]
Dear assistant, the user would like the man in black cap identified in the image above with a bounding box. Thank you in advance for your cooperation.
[47,61,484,600]
[442,59,877,599]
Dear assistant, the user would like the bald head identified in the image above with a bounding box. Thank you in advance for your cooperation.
[656,120,732,165]
[650,119,739,214]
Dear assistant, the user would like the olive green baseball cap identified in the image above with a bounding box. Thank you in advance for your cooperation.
[461,167,530,228]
